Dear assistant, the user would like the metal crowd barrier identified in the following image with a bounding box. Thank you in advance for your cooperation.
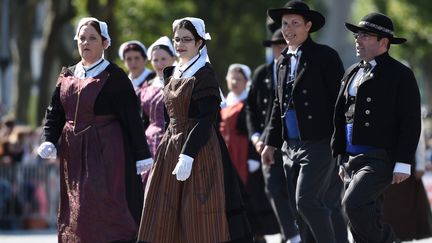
[0,163,59,230]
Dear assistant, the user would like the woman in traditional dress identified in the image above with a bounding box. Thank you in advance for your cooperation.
[37,17,153,243]
[137,17,252,243]
[118,40,155,94]
[140,36,176,158]
[220,64,280,243]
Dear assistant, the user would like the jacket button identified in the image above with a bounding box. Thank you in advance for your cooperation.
[260,123,264,128]
[308,115,312,119]
[285,94,289,98]
[365,109,370,115]
[304,102,308,106]
[262,110,266,115]
[263,98,268,103]
[365,122,370,127]
[283,102,287,107]
[302,89,308,94]
[265,78,270,83]
[366,97,372,102]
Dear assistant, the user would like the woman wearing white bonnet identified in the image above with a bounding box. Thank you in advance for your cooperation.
[222,63,279,242]
[223,63,252,107]
[118,40,155,93]
[37,16,152,242]
[138,17,253,243]
[139,36,176,159]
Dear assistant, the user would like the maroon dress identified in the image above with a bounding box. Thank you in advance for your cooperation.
[140,80,165,158]
[43,64,150,243]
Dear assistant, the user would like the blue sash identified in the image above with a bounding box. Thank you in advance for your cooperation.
[345,123,376,154]
[284,109,300,139]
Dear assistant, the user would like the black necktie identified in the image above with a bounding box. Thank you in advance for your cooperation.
[359,62,372,72]
[281,53,297,66]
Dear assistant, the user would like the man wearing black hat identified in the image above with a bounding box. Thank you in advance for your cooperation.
[246,28,301,243]
[261,0,345,242]
[331,12,421,242]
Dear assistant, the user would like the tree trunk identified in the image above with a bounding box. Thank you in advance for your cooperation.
[87,0,117,61]
[318,0,355,68]
[12,0,38,123]
[36,0,75,124]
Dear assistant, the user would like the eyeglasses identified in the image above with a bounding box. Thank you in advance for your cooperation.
[172,37,195,44]
[353,32,378,39]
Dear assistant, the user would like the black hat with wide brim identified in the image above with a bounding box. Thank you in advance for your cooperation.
[345,12,406,44]
[266,16,279,33]
[267,0,325,33]
[262,29,286,47]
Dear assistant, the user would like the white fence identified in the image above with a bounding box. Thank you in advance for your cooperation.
[0,163,59,230]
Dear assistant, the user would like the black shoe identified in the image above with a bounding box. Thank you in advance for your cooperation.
[254,236,266,243]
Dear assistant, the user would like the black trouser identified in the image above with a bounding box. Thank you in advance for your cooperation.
[342,149,396,243]
[282,138,336,243]
[262,149,299,240]
[326,165,349,243]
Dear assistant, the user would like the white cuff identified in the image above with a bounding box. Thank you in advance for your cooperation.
[393,162,411,175]
[251,133,261,142]
[138,158,153,166]
[179,154,194,163]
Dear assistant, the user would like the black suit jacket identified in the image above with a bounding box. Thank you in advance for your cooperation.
[331,52,421,165]
[265,37,344,148]
[246,61,276,141]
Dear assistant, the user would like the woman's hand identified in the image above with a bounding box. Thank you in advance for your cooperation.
[37,142,57,159]
[172,154,194,181]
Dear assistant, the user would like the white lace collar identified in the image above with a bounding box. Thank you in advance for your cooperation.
[223,89,249,107]
[173,53,206,79]
[74,58,109,78]
[129,68,152,88]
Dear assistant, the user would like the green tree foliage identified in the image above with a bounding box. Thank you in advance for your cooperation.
[75,0,285,92]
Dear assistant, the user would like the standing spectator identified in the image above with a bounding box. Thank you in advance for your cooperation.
[261,1,345,242]
[332,13,421,242]
[37,17,152,242]
[137,17,252,243]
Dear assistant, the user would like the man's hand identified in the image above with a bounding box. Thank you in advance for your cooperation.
[338,165,346,182]
[261,145,276,166]
[254,141,264,154]
[392,172,410,184]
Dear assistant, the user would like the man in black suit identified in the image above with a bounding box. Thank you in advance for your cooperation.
[332,13,421,242]
[261,1,345,242]
[246,28,301,243]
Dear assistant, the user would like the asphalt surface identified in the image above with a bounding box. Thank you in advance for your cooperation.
[1,231,432,243]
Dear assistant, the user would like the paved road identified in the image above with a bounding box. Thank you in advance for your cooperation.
[1,231,432,243]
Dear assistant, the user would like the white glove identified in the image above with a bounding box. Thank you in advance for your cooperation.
[172,154,194,181]
[247,159,261,173]
[136,158,154,175]
[37,142,57,159]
